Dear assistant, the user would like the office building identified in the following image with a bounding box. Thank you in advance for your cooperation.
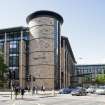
[61,36,76,88]
[0,10,76,89]
[26,10,64,89]
[0,27,29,87]
[75,64,105,86]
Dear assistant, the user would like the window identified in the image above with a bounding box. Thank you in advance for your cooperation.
[23,32,29,41]
[9,68,19,80]
[9,56,19,67]
[10,41,17,48]
[10,44,16,48]
[0,42,4,52]
[7,32,21,41]
[9,41,19,54]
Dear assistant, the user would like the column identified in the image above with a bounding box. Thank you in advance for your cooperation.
[19,30,23,88]
[4,32,7,64]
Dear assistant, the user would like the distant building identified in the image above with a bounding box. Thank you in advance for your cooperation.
[0,10,76,89]
[75,64,105,86]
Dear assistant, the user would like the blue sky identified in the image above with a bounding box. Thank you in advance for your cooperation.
[0,0,105,64]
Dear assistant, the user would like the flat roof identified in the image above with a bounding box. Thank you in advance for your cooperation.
[0,26,28,34]
[26,10,63,24]
[61,36,76,63]
[76,64,105,66]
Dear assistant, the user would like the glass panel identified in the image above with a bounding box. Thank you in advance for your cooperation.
[9,56,19,67]
[0,42,4,52]
[23,31,29,41]
[9,40,19,54]
[7,32,21,41]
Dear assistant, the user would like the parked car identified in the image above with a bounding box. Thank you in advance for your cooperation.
[71,87,87,96]
[86,86,96,93]
[59,87,73,94]
[95,86,105,95]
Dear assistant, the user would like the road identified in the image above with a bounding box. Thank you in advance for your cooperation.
[0,92,105,105]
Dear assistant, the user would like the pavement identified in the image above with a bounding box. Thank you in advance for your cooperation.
[0,90,58,95]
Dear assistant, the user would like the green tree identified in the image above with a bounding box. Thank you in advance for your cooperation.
[95,74,105,84]
[0,52,8,87]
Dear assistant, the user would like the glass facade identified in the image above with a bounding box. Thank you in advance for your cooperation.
[0,34,4,53]
[75,64,105,85]
[0,27,29,80]
[0,42,4,52]
[54,20,61,89]
[8,33,20,79]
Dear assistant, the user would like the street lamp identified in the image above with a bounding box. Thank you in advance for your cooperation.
[8,70,16,100]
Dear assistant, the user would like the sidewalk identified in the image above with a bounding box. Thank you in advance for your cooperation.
[0,90,59,96]
[4,91,59,105]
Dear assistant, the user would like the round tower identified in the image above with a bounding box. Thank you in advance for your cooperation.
[26,10,63,89]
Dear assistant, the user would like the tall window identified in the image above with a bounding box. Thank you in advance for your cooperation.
[9,41,19,54]
[9,56,19,67]
[0,42,4,52]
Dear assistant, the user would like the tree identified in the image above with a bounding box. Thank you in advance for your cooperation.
[95,74,105,84]
[0,52,8,87]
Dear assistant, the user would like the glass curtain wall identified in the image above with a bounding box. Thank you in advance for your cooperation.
[6,31,29,80]
[7,32,20,80]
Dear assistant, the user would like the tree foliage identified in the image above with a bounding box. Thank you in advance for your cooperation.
[95,74,105,84]
[0,53,8,81]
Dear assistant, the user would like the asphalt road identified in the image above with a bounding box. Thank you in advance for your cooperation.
[0,93,105,105]
[33,94,105,105]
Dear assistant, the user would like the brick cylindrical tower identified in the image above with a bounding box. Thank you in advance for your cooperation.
[26,10,63,89]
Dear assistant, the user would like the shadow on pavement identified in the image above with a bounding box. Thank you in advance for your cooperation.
[40,95,56,98]
[16,98,38,101]
[1,100,8,102]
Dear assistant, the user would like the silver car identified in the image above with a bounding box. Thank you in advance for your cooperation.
[95,86,105,95]
[71,87,87,96]
[86,86,96,93]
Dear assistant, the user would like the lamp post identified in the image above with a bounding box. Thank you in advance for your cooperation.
[9,70,15,100]
[8,70,13,99]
